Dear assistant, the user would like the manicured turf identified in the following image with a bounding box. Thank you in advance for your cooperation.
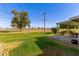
[0,32,79,56]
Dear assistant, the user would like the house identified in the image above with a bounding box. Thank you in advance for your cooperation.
[56,15,79,33]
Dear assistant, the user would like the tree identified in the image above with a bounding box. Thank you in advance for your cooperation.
[11,9,31,31]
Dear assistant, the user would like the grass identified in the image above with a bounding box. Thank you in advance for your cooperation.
[0,31,79,56]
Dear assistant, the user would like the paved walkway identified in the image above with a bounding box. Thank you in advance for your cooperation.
[49,36,79,48]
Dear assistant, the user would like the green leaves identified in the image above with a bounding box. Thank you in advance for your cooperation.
[11,10,31,31]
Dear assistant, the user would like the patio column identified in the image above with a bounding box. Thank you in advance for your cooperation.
[74,25,77,32]
[57,24,60,33]
[57,24,59,33]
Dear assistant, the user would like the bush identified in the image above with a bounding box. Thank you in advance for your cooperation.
[51,27,57,34]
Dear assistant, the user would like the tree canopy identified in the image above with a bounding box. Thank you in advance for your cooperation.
[11,9,31,31]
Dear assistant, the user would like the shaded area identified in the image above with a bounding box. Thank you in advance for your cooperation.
[35,36,79,56]
[43,32,53,34]
[0,31,12,33]
[71,39,78,45]
[35,37,65,56]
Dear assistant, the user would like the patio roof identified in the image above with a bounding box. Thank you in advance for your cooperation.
[57,21,79,26]
[69,15,79,20]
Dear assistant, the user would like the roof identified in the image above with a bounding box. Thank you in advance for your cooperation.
[69,15,79,20]
[57,21,79,25]
[57,15,79,26]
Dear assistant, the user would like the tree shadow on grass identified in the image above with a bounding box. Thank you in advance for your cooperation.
[35,36,65,56]
[43,32,53,34]
[0,31,12,33]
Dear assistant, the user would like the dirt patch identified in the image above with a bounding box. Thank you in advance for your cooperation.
[0,41,23,56]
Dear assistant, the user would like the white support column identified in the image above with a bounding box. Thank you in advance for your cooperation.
[57,24,59,33]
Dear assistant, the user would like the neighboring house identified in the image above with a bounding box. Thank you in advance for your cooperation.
[56,15,79,33]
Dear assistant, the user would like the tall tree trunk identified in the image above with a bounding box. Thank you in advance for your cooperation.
[19,28,22,32]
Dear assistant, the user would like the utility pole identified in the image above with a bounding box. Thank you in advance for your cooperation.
[43,12,47,32]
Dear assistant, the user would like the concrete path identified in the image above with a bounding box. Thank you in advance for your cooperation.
[49,36,79,48]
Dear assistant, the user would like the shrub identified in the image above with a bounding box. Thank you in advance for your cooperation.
[51,27,57,34]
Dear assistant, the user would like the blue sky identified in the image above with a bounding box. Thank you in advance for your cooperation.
[1,3,79,28]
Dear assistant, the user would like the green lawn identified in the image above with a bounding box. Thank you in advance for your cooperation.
[0,32,79,56]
